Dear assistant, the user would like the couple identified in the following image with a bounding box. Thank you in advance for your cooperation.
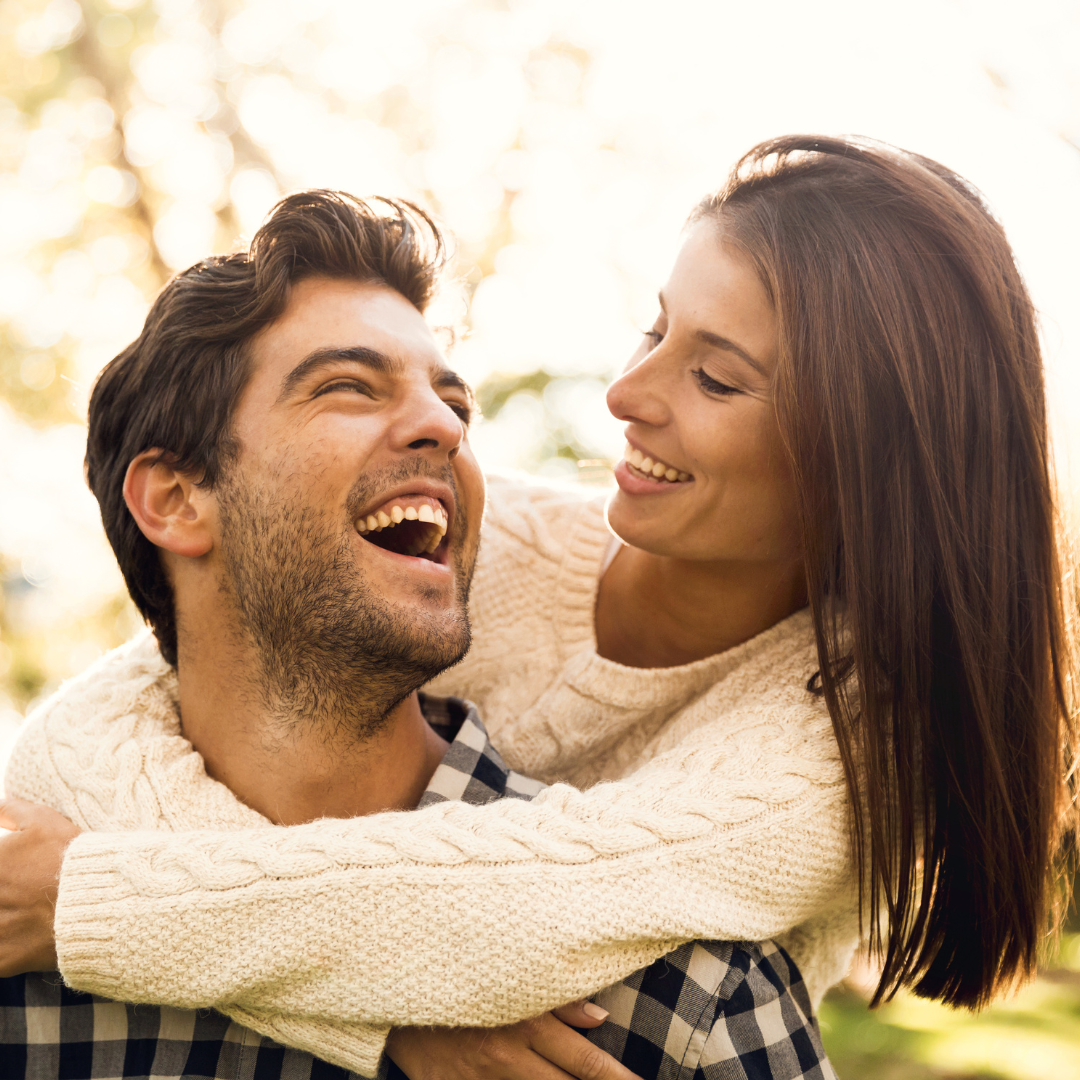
[0,134,1073,1080]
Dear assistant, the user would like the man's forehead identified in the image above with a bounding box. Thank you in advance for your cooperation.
[246,276,461,392]
[267,277,429,344]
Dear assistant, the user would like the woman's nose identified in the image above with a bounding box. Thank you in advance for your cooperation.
[606,352,670,427]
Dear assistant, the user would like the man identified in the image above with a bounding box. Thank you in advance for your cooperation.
[0,191,833,1080]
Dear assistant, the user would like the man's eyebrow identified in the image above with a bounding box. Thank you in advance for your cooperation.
[278,345,475,409]
[432,367,476,407]
[657,290,766,377]
[278,346,399,400]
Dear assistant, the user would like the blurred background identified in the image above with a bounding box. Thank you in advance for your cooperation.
[0,0,1078,1074]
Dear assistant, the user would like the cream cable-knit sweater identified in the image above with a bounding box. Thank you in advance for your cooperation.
[5,475,860,1077]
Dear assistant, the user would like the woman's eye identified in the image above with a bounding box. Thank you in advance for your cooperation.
[693,368,740,397]
[642,329,663,347]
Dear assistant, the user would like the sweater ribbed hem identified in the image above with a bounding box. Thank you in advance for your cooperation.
[224,1008,390,1077]
[55,834,134,997]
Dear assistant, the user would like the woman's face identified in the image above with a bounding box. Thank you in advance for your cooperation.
[606,219,802,566]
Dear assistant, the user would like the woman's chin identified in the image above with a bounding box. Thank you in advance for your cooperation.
[604,491,683,557]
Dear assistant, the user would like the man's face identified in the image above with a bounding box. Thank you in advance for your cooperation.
[209,275,484,730]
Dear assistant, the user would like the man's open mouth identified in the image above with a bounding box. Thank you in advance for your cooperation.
[355,495,448,561]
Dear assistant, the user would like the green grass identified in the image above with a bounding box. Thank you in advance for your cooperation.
[819,934,1080,1079]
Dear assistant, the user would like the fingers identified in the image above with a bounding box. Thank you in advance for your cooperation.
[550,999,610,1029]
[511,1049,579,1080]
[0,798,79,976]
[0,797,34,832]
[527,1013,642,1080]
[386,1016,642,1080]
[0,797,78,836]
[0,798,80,843]
[387,1024,581,1080]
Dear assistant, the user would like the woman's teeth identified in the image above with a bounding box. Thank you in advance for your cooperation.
[623,445,691,483]
[355,503,448,555]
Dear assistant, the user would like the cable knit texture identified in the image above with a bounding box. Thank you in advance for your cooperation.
[5,473,860,1077]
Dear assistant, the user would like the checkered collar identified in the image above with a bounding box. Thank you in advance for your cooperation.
[416,693,547,808]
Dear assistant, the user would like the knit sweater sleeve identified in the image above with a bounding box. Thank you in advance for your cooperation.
[55,697,852,1049]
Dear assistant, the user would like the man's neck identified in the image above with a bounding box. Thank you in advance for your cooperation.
[174,621,448,826]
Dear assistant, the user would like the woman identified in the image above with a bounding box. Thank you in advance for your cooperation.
[1,134,1075,1077]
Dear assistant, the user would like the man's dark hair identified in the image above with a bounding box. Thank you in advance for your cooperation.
[86,191,448,667]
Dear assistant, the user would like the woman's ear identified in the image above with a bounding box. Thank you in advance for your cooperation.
[123,450,215,559]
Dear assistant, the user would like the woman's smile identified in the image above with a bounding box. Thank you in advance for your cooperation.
[621,442,692,484]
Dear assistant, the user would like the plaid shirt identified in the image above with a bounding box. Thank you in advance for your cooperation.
[0,695,836,1080]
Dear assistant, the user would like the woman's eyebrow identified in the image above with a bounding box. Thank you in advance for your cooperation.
[695,329,767,377]
[658,289,767,376]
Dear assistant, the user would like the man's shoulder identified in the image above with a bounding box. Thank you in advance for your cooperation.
[2,631,260,834]
[4,631,173,820]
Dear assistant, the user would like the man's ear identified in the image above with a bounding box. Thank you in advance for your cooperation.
[123,450,215,559]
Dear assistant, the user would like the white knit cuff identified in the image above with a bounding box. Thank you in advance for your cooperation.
[55,830,139,1000]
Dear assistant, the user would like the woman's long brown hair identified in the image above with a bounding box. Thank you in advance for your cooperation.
[696,135,1077,1008]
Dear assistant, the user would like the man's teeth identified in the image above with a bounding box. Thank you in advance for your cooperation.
[355,503,448,548]
[623,445,691,483]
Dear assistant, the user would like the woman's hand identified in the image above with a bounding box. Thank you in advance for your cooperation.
[385,1000,641,1080]
[0,796,81,976]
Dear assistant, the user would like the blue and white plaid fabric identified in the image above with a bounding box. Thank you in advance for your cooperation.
[0,695,836,1080]
[584,938,835,1079]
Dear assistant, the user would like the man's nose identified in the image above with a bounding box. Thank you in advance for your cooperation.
[397,391,465,458]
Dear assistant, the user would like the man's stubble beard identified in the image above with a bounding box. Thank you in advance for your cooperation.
[214,458,475,743]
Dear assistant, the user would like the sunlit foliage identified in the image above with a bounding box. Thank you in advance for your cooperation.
[0,0,650,717]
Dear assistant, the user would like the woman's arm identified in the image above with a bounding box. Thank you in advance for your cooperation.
[51,721,850,1034]
[0,798,639,1080]
[1,623,851,1075]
